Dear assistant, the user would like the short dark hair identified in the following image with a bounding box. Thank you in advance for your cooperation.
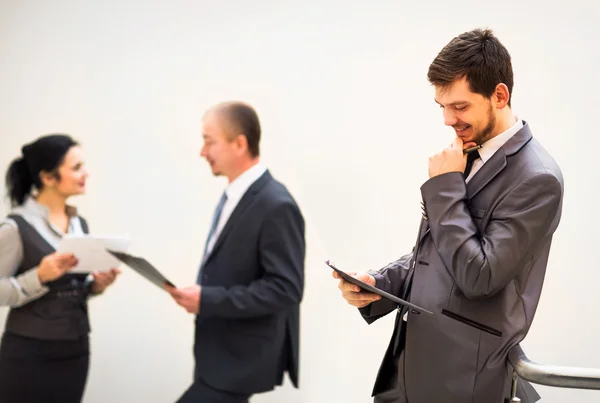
[427,28,514,106]
[217,102,261,158]
[5,134,78,206]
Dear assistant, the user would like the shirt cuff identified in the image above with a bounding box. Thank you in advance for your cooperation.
[17,267,49,297]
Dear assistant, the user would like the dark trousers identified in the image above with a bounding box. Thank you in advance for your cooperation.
[175,377,251,403]
[0,332,90,403]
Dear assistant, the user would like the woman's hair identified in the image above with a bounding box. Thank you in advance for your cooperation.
[5,134,79,206]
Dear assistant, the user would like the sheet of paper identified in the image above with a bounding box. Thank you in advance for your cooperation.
[57,234,132,273]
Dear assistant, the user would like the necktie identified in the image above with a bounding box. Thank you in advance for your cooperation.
[197,192,228,282]
[464,150,481,179]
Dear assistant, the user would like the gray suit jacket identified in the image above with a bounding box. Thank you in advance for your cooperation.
[361,122,563,403]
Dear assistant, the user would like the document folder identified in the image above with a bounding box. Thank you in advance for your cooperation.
[108,250,176,290]
[325,260,433,316]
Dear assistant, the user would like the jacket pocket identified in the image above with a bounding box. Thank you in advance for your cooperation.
[441,309,502,337]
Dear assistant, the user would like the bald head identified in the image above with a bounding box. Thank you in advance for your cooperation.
[205,101,261,158]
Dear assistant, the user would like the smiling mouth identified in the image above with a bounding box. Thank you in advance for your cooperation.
[454,124,471,132]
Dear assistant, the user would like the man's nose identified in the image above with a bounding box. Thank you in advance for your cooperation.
[443,108,458,127]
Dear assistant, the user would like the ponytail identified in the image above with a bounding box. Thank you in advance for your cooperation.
[5,134,78,206]
[5,156,33,207]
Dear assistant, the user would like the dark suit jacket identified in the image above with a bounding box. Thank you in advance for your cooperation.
[361,122,563,403]
[194,170,305,396]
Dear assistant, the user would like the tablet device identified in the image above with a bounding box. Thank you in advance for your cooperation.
[326,259,433,316]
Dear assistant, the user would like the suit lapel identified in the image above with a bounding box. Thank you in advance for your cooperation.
[203,170,272,266]
[466,150,507,199]
[466,121,533,199]
[418,122,533,244]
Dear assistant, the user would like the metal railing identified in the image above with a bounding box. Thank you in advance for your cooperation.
[506,344,600,402]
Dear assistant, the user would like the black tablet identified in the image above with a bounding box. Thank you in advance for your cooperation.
[326,260,433,316]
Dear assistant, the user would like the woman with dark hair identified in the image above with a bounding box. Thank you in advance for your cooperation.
[0,134,120,403]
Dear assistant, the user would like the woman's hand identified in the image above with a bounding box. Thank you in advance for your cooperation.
[91,268,121,294]
[37,253,79,284]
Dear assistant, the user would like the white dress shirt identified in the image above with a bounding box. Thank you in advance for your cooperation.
[465,118,524,183]
[204,162,267,256]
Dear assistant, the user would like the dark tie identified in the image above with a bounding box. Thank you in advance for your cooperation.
[197,192,228,282]
[464,150,481,179]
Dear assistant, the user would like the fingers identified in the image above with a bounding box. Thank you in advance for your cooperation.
[338,278,360,293]
[355,273,376,287]
[168,288,199,314]
[453,137,464,150]
[343,291,381,308]
[178,300,194,312]
[93,272,113,282]
[55,253,76,262]
[342,289,381,302]
[91,269,120,290]
[337,275,381,308]
[54,252,75,260]
[54,253,78,270]
[332,270,357,280]
[167,287,183,299]
[336,272,369,292]
[462,141,477,150]
[163,283,179,296]
[171,293,189,309]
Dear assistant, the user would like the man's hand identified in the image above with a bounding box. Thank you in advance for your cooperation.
[91,268,121,294]
[428,138,477,178]
[332,271,381,308]
[166,285,201,314]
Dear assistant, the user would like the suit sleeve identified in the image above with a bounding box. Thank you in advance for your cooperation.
[359,252,412,323]
[198,201,305,319]
[420,171,562,300]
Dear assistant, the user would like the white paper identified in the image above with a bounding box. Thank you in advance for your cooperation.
[57,234,132,273]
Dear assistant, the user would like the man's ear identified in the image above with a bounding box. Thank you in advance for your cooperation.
[234,134,249,155]
[494,83,510,108]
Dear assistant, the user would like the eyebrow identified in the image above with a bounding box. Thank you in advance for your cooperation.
[434,99,470,107]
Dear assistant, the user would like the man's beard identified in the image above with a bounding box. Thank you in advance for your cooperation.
[473,106,496,145]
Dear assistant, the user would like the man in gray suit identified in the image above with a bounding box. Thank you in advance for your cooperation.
[333,28,563,403]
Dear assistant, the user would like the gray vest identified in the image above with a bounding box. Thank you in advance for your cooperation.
[4,215,91,340]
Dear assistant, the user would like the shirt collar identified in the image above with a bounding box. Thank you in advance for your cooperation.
[224,162,267,202]
[19,196,78,219]
[478,118,524,163]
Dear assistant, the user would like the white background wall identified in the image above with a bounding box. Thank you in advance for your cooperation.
[1,1,599,402]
